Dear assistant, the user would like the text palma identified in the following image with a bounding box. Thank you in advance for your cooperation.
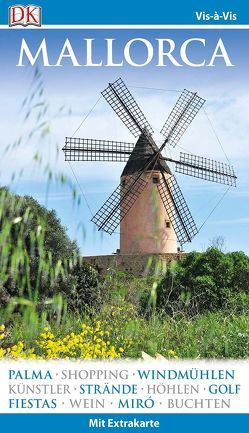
[17,37,234,68]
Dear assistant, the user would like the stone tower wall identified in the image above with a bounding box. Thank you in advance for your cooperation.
[120,170,177,254]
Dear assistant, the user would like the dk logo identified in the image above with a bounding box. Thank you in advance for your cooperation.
[8,4,42,27]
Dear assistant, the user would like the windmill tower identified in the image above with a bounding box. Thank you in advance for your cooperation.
[63,78,237,256]
[119,134,177,254]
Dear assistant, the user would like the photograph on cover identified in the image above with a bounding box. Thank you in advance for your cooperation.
[0,28,248,360]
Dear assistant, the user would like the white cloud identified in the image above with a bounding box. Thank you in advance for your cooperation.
[210,217,249,225]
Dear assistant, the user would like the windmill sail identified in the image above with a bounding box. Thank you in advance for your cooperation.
[64,79,236,247]
[157,173,198,244]
[102,77,154,139]
[63,137,134,162]
[174,152,237,187]
[91,173,148,234]
[161,89,205,147]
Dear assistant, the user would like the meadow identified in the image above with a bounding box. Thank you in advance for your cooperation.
[1,306,249,360]
[0,200,249,361]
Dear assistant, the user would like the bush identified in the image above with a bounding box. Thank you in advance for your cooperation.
[157,248,249,316]
[228,251,249,292]
[0,188,77,298]
[0,188,101,313]
[56,260,102,312]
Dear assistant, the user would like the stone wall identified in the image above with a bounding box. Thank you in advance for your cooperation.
[84,253,186,276]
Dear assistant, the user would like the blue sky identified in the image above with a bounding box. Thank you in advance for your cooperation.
[1,28,249,255]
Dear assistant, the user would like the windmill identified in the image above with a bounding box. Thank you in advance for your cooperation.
[63,78,237,255]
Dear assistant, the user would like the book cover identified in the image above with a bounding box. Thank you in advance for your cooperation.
[0,1,248,431]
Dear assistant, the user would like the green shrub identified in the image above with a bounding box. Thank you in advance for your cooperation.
[228,251,249,292]
[157,248,249,316]
[56,260,102,312]
[0,188,101,313]
[0,188,77,298]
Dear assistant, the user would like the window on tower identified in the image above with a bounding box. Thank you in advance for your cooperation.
[165,220,171,228]
[152,176,159,184]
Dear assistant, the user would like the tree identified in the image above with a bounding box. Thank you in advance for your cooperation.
[0,188,76,296]
[0,188,101,312]
[209,236,226,252]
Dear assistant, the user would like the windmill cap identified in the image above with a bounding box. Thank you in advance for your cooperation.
[121,133,171,176]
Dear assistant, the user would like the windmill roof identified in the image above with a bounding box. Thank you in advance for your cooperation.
[121,133,171,177]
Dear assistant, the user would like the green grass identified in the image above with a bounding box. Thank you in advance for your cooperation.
[2,267,249,360]
[121,311,249,359]
[3,307,249,359]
